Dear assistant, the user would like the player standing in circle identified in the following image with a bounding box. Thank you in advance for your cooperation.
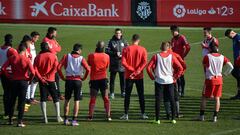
[26,31,40,104]
[2,43,35,127]
[201,27,219,57]
[120,34,148,120]
[34,42,63,123]
[105,28,128,99]
[166,42,186,119]
[87,41,111,121]
[225,29,240,100]
[43,27,64,100]
[147,42,183,124]
[199,43,233,122]
[170,25,190,97]
[58,43,90,126]
[0,34,18,120]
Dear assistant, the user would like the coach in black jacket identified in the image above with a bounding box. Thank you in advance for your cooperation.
[106,28,128,99]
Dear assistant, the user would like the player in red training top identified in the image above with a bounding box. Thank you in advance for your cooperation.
[87,41,111,121]
[120,34,148,120]
[165,42,186,119]
[201,27,219,57]
[199,43,233,122]
[18,35,32,60]
[26,31,40,105]
[58,43,90,126]
[34,42,63,124]
[170,25,190,97]
[0,34,18,120]
[43,27,64,100]
[2,43,35,127]
[147,42,183,124]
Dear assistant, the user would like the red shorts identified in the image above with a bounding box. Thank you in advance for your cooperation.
[202,81,222,98]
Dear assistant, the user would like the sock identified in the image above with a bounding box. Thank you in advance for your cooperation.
[213,111,218,117]
[164,102,170,116]
[72,116,77,121]
[40,102,47,119]
[89,97,96,117]
[54,102,61,117]
[176,101,180,115]
[26,85,31,100]
[30,83,38,99]
[64,115,68,120]
[103,96,110,117]
[200,110,205,116]
[237,89,240,95]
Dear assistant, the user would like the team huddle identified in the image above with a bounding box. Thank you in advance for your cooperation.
[0,26,239,127]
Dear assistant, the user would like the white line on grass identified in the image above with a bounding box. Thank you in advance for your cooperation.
[210,128,240,135]
[148,37,227,55]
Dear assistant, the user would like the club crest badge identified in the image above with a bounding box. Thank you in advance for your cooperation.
[136,2,152,20]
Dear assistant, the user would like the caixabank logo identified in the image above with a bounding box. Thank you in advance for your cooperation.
[29,1,119,17]
[0,1,6,16]
[30,1,48,16]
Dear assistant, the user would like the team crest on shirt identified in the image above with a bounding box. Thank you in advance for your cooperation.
[112,44,117,48]
[136,2,152,20]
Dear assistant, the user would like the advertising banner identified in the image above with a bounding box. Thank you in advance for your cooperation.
[0,0,13,19]
[131,0,157,26]
[157,0,240,26]
[0,0,131,25]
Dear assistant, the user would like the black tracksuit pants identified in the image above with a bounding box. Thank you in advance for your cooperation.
[155,82,176,121]
[109,71,125,94]
[9,80,28,123]
[124,79,145,114]
[0,75,12,116]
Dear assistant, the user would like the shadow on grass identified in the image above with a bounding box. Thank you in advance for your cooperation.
[0,93,239,125]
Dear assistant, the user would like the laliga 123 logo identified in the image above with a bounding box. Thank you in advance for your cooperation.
[30,1,48,17]
[173,4,186,18]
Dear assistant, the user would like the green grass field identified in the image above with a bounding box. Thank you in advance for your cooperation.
[0,24,240,135]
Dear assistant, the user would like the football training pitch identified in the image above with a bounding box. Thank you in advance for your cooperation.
[0,24,239,135]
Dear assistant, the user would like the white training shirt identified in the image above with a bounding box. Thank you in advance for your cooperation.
[66,53,84,77]
[205,53,224,80]
[30,42,37,64]
[154,53,174,84]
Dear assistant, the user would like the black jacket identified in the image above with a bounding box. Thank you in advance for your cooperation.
[105,36,128,72]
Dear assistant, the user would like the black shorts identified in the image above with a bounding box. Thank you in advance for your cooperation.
[65,80,82,101]
[39,81,59,103]
[89,79,108,92]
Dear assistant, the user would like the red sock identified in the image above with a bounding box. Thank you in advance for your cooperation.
[89,97,96,117]
[103,96,110,117]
